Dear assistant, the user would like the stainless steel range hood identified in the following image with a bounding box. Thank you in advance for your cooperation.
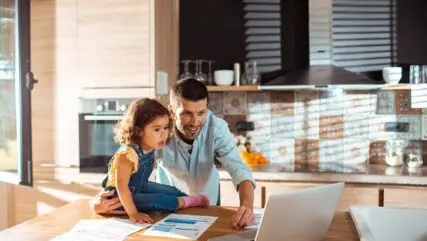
[260,65,387,90]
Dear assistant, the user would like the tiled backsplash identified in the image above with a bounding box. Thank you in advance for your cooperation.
[209,90,427,165]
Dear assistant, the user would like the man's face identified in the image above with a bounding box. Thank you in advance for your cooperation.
[170,98,208,140]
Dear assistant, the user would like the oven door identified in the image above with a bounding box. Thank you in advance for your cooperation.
[78,113,122,173]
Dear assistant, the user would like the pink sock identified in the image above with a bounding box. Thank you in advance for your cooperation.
[182,195,210,208]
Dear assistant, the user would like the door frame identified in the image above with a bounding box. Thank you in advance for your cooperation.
[16,0,33,186]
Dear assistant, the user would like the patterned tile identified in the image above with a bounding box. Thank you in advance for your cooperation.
[320,89,344,116]
[344,139,370,164]
[319,140,344,163]
[270,139,295,163]
[369,115,398,140]
[375,90,396,114]
[294,139,319,164]
[396,115,422,140]
[396,90,422,115]
[295,91,320,115]
[247,113,271,139]
[271,114,294,139]
[294,113,319,139]
[344,90,375,116]
[409,86,427,109]
[271,91,295,115]
[223,92,247,115]
[319,115,344,139]
[369,141,387,165]
[423,116,427,140]
[223,115,247,136]
[208,92,223,115]
[247,92,271,114]
[344,114,370,139]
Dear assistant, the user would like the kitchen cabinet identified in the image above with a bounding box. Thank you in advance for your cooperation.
[77,0,153,89]
[77,0,178,93]
[383,186,427,209]
[219,180,379,211]
[219,181,265,208]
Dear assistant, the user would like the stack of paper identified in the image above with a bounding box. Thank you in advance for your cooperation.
[143,214,217,240]
[350,205,427,241]
[51,218,151,241]
[245,208,264,229]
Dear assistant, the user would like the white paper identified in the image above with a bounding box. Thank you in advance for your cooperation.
[350,205,427,241]
[369,208,427,241]
[349,206,376,241]
[245,208,264,229]
[143,214,217,240]
[50,218,151,241]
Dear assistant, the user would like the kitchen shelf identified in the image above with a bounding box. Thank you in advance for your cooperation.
[207,85,260,92]
[206,84,426,92]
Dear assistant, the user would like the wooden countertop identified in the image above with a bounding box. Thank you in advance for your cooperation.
[0,199,359,241]
[218,164,427,186]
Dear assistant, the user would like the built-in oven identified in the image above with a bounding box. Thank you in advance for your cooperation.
[78,99,133,173]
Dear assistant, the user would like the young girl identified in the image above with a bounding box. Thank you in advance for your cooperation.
[102,98,209,223]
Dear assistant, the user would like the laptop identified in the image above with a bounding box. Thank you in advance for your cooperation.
[208,182,344,241]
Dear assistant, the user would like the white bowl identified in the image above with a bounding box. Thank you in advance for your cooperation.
[383,66,402,75]
[214,70,234,86]
[383,67,402,84]
[383,73,402,84]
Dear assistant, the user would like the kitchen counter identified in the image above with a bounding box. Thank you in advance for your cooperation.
[218,163,427,186]
[42,164,427,186]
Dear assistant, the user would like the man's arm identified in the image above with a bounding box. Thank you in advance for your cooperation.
[214,124,256,229]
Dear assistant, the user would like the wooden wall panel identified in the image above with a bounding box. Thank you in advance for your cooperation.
[153,0,179,106]
[77,0,152,89]
[31,0,80,177]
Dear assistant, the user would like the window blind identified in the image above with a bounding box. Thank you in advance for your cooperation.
[243,0,282,73]
[331,0,397,72]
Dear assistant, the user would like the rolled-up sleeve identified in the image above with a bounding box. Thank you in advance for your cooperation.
[214,126,256,190]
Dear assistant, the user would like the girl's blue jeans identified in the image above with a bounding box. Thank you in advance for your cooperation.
[105,181,188,212]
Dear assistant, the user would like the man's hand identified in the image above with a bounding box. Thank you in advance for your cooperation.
[231,204,255,229]
[89,189,126,215]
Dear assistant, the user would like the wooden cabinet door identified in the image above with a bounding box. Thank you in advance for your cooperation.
[219,180,265,208]
[384,187,427,209]
[264,182,379,211]
[77,0,153,88]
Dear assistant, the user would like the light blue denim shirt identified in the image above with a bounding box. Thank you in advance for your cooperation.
[155,110,256,205]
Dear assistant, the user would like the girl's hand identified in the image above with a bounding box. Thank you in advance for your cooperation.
[129,212,154,224]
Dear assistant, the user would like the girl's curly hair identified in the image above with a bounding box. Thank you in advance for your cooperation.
[114,98,173,146]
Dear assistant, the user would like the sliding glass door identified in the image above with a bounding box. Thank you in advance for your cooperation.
[0,0,34,186]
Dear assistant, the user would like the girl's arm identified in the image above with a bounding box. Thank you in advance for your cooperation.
[115,156,138,216]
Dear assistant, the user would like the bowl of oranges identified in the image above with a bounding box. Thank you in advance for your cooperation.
[236,136,269,168]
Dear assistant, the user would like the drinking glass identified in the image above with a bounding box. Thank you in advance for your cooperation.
[206,60,215,85]
[194,59,207,84]
[180,60,194,80]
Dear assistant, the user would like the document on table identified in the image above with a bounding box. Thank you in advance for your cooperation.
[143,214,217,240]
[50,218,151,241]
[245,208,264,229]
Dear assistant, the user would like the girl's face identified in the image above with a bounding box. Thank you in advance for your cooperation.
[139,115,170,152]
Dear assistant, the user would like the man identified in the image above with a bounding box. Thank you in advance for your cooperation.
[91,78,256,229]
